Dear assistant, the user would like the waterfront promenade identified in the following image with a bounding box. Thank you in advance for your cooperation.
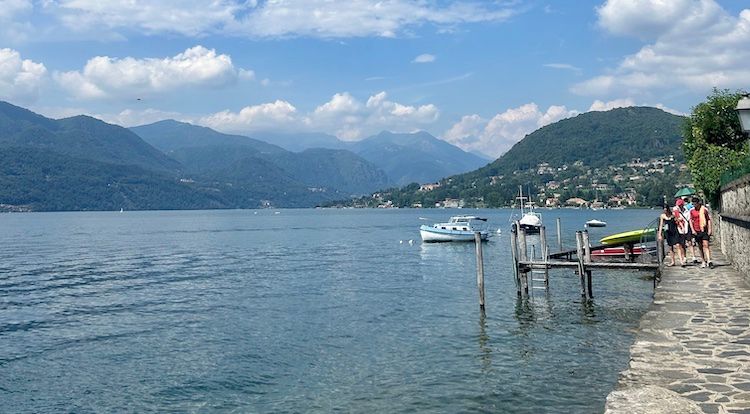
[605,250,750,414]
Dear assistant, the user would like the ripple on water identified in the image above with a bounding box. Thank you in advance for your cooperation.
[0,209,657,413]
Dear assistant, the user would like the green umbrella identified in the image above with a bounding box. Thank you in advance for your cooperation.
[674,187,696,198]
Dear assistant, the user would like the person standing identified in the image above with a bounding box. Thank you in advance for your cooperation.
[672,199,689,266]
[689,197,713,268]
[658,204,683,266]
[681,197,699,263]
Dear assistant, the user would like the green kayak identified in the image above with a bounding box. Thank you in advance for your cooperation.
[600,228,656,245]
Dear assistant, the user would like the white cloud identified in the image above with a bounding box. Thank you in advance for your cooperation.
[443,114,485,147]
[575,0,750,98]
[55,46,252,100]
[199,100,299,132]
[304,91,439,140]
[0,48,47,103]
[230,0,518,38]
[196,91,439,140]
[0,0,33,42]
[413,54,436,64]
[596,0,726,40]
[54,0,243,37]
[27,0,517,40]
[312,92,362,118]
[588,98,635,112]
[443,103,579,158]
[543,63,581,73]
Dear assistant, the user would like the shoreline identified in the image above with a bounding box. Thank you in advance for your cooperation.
[604,249,750,413]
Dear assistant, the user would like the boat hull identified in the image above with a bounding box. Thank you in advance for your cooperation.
[586,220,607,227]
[519,223,541,234]
[600,228,656,245]
[419,226,489,242]
[591,246,654,257]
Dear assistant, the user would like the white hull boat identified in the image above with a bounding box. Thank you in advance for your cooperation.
[519,211,542,233]
[420,216,490,242]
[586,219,607,227]
[514,186,542,234]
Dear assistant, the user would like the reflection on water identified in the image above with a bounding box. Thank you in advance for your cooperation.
[0,208,658,413]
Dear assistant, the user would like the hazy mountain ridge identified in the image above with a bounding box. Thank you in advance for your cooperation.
[243,129,489,185]
[132,120,390,195]
[350,130,489,186]
[338,107,690,208]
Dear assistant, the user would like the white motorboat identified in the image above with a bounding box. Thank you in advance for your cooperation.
[420,216,490,242]
[515,186,542,234]
[586,219,607,227]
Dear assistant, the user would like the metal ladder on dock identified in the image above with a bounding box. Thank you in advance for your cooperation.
[528,237,550,292]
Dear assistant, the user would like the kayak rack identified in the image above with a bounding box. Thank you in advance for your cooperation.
[509,221,664,300]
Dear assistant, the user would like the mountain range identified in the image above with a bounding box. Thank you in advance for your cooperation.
[0,101,488,211]
[342,106,690,208]
[229,129,489,185]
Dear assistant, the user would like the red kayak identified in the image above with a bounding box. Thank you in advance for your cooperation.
[591,246,653,257]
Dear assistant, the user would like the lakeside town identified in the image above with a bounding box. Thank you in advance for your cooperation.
[360,155,692,209]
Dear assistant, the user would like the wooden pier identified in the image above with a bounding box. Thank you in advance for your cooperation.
[507,220,663,300]
[468,219,664,310]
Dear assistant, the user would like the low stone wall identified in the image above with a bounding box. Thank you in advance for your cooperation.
[719,174,750,275]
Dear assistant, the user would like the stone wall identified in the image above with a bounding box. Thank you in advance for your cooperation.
[718,174,750,275]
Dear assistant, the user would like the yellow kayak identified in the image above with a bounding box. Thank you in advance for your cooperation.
[599,228,656,245]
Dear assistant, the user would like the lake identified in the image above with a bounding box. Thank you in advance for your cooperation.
[0,208,659,413]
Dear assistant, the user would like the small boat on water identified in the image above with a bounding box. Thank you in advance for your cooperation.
[600,228,656,245]
[585,219,607,227]
[420,216,490,242]
[515,185,542,234]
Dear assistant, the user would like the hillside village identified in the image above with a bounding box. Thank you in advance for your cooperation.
[350,154,692,209]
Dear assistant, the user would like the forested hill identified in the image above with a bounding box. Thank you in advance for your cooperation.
[480,106,685,176]
[0,101,180,172]
[339,107,690,208]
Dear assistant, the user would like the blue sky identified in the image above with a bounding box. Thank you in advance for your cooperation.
[1,0,748,157]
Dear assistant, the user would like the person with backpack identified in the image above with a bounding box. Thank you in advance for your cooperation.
[672,198,689,266]
[689,197,713,268]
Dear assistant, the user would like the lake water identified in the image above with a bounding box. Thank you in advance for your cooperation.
[0,208,659,413]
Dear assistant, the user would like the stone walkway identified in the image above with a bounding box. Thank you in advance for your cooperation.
[605,250,750,414]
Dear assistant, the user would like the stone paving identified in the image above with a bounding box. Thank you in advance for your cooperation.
[605,250,750,414]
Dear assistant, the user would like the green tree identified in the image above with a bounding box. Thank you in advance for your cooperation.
[683,88,749,205]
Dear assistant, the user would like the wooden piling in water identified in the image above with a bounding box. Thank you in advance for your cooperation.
[582,230,593,299]
[556,217,562,252]
[510,222,520,296]
[539,225,549,285]
[475,232,485,310]
[576,231,586,298]
[519,227,529,295]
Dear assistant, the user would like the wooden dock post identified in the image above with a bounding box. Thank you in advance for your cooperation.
[510,222,521,296]
[539,225,549,285]
[576,230,586,298]
[556,217,562,252]
[475,232,485,310]
[582,230,593,299]
[519,227,529,295]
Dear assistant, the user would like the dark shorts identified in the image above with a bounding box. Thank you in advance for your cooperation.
[679,233,690,245]
[695,231,710,242]
[666,232,682,247]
